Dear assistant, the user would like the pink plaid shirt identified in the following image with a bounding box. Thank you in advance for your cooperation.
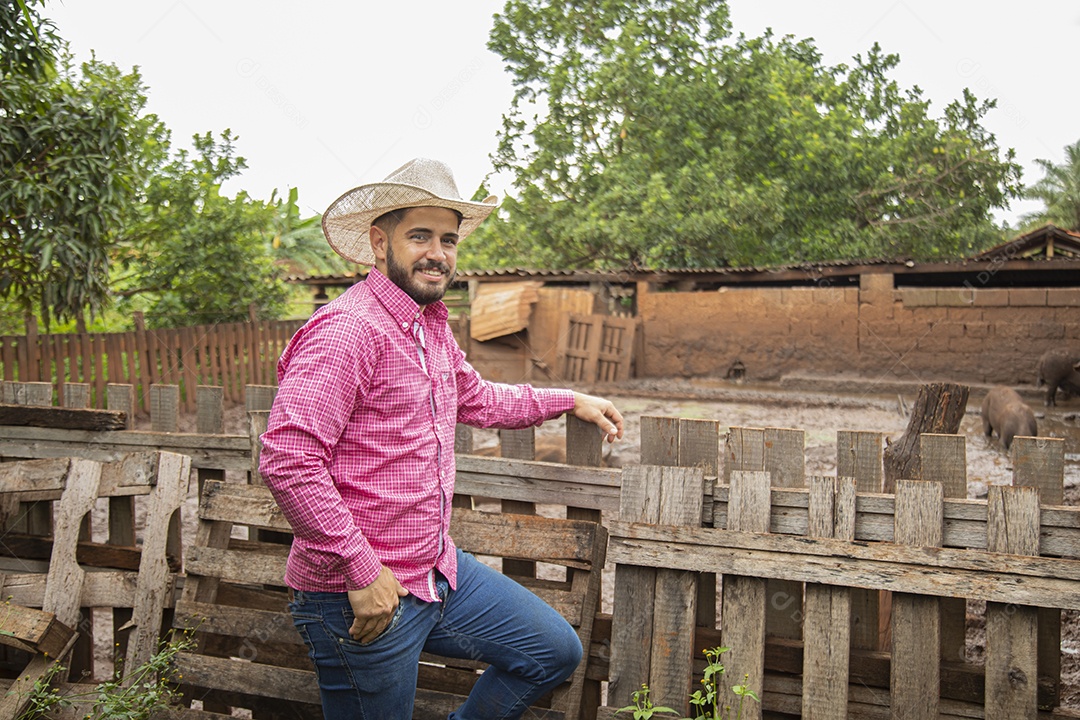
[259,268,574,601]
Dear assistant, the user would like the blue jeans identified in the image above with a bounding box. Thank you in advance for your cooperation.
[288,547,582,719]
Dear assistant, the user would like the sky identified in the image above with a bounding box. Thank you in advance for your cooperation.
[45,1,1080,229]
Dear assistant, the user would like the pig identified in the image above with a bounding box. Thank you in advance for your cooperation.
[1035,348,1080,407]
[981,386,1037,451]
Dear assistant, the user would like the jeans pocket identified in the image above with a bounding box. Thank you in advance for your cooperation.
[340,598,406,649]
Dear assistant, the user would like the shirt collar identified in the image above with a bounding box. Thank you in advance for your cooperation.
[366,267,449,328]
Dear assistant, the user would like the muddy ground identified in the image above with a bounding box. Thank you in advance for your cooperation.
[132,376,1080,709]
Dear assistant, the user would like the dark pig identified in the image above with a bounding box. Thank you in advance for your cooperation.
[1036,348,1080,407]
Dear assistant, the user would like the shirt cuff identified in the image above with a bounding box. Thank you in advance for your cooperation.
[340,546,383,591]
[540,388,577,419]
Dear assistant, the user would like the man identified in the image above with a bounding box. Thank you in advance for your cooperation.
[259,158,624,719]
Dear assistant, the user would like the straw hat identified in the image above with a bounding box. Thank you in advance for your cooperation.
[321,158,498,265]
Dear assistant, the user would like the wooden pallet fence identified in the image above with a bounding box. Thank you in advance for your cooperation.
[0,451,188,704]
[598,431,1077,719]
[0,317,302,413]
[0,382,253,477]
[168,479,608,720]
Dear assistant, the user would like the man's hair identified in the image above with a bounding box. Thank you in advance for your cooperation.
[371,208,411,237]
[372,207,464,237]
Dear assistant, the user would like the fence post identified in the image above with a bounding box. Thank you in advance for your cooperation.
[499,427,537,578]
[1011,435,1065,710]
[921,433,968,664]
[891,479,943,717]
[836,430,885,650]
[801,475,856,719]
[24,315,39,381]
[608,464,704,714]
[984,485,1041,718]
[3,381,55,536]
[150,384,179,433]
[719,469,771,720]
[726,427,806,642]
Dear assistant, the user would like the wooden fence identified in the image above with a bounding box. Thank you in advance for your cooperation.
[2,381,1080,718]
[0,315,304,414]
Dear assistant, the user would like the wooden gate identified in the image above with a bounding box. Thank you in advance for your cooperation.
[555,314,636,383]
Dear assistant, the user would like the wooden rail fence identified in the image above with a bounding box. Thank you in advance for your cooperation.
[1,381,1079,717]
[0,315,303,414]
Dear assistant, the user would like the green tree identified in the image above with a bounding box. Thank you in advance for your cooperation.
[0,0,162,327]
[113,131,289,328]
[1022,139,1080,231]
[467,0,1021,271]
[269,186,353,278]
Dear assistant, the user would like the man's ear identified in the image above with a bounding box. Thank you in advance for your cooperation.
[369,225,389,263]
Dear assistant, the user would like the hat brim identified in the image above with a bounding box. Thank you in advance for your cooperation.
[322,182,498,265]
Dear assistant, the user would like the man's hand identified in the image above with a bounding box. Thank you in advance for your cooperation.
[347,565,408,643]
[571,391,624,443]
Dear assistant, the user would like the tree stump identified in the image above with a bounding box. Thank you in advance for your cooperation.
[882,382,970,492]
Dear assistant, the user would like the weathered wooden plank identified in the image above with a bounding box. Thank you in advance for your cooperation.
[0,425,252,471]
[455,455,621,513]
[150,384,179,433]
[199,480,291,531]
[172,652,321,705]
[921,433,968,664]
[602,522,1080,609]
[0,570,149,608]
[1,381,53,406]
[44,458,101,628]
[721,469,771,720]
[0,533,176,572]
[124,452,190,678]
[641,416,679,467]
[184,546,288,588]
[649,467,703,713]
[496,428,538,576]
[106,383,136,429]
[1011,435,1065,710]
[61,383,90,409]
[727,427,806,642]
[173,601,302,647]
[890,479,943,719]
[802,475,855,720]
[196,385,224,435]
[608,465,662,707]
[985,486,1040,719]
[0,603,76,657]
[452,509,599,568]
[678,418,720,629]
[0,403,126,431]
[836,430,884,494]
[709,485,1080,560]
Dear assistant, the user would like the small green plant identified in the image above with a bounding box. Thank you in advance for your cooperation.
[15,629,196,720]
[615,647,760,720]
[687,646,759,720]
[615,683,680,719]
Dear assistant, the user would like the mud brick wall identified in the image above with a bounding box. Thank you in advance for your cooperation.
[639,273,1080,385]
[639,285,860,380]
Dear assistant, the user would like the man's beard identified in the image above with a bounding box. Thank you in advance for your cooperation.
[386,242,455,306]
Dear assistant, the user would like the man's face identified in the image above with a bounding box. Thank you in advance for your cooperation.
[374,206,460,306]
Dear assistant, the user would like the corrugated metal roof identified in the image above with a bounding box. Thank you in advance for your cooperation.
[285,224,1080,285]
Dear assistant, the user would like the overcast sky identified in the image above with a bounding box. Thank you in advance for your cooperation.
[45,1,1080,229]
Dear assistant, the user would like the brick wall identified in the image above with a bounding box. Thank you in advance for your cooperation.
[638,273,1080,385]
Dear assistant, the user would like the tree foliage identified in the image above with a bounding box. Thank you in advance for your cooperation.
[1022,139,1080,231]
[0,0,160,326]
[113,131,290,328]
[466,0,1022,270]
